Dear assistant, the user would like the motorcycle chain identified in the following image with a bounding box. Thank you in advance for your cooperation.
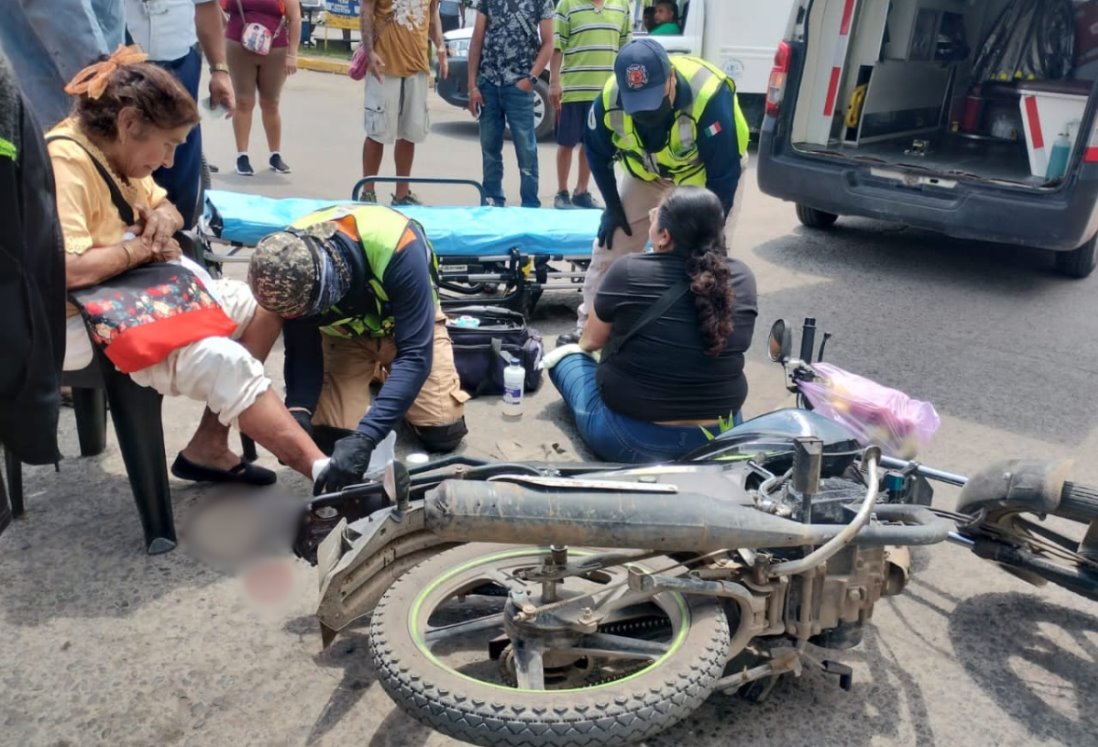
[497,616,672,688]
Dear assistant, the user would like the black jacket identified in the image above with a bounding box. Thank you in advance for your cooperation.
[0,51,65,467]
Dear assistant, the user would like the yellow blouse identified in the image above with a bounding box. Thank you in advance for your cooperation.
[46,118,167,257]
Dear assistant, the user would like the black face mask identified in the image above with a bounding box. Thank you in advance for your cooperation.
[632,96,674,128]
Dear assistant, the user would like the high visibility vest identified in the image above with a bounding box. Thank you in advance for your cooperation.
[290,204,439,339]
[601,55,749,186]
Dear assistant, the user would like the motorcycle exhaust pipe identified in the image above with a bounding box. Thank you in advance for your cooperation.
[427,481,855,553]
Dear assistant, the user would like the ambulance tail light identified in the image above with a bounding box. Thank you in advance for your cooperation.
[1084,120,1098,163]
[766,41,791,119]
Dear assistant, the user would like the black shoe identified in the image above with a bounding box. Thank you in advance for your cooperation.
[555,330,582,346]
[171,453,277,486]
[553,190,573,209]
[269,153,292,174]
[570,191,601,209]
[235,155,254,176]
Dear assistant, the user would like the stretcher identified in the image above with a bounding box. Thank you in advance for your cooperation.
[199,177,600,315]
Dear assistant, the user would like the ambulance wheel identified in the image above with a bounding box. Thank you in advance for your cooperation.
[795,204,839,229]
[1054,235,1098,279]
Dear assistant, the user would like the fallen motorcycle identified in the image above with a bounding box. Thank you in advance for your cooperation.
[290,319,1098,747]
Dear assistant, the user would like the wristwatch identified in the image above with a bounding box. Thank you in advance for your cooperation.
[527,74,538,85]
[209,63,230,75]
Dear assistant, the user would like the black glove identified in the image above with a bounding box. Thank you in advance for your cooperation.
[597,202,632,250]
[313,432,375,495]
[289,408,314,440]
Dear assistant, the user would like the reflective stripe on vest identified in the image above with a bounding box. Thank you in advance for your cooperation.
[290,204,439,338]
[602,56,749,185]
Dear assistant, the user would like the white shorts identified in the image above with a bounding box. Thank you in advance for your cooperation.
[363,72,430,144]
[64,278,268,426]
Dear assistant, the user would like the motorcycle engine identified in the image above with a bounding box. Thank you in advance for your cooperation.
[773,476,870,524]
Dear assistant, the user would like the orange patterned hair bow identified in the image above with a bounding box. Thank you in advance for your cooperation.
[64,44,149,100]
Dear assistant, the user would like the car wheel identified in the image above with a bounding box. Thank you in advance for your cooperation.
[1054,234,1098,279]
[532,78,553,140]
[795,203,839,229]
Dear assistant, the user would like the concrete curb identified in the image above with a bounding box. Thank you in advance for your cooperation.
[297,56,350,75]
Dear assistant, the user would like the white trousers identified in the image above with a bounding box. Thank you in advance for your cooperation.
[64,278,269,426]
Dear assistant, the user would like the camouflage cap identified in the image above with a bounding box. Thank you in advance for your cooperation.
[247,231,320,318]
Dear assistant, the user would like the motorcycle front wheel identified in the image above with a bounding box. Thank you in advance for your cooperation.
[369,543,731,747]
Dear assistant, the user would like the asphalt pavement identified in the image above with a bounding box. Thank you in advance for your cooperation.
[3,70,1098,746]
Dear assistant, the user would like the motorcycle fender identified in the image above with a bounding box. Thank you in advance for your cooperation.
[316,502,450,647]
[956,460,1074,516]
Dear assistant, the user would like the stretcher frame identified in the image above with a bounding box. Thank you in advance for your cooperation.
[198,176,593,316]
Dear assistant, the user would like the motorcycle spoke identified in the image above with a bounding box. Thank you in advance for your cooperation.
[571,633,669,661]
[1013,517,1084,552]
[424,612,505,645]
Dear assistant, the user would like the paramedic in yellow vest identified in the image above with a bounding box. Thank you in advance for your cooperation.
[247,204,469,494]
[558,38,749,345]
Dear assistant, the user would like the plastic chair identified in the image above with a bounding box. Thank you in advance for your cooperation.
[61,351,178,554]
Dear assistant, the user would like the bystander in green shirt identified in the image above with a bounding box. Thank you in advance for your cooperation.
[554,0,632,104]
[650,21,680,35]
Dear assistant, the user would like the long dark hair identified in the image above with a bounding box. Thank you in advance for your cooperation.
[656,187,735,357]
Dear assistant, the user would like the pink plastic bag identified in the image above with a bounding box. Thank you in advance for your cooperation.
[799,363,941,458]
[348,46,369,81]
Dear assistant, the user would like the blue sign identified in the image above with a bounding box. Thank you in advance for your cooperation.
[326,0,360,16]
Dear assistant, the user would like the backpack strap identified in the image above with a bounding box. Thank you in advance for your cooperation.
[45,135,135,226]
[602,279,690,360]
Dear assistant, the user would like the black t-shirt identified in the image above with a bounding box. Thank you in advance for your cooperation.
[594,252,758,422]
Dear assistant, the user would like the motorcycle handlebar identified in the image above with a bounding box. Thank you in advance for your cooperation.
[1059,482,1098,522]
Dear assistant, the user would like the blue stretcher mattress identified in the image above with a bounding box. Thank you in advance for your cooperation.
[205,189,601,257]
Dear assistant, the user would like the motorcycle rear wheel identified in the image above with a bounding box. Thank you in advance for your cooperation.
[369,543,730,747]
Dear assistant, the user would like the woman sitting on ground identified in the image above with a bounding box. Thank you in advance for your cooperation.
[546,186,757,463]
[48,47,327,485]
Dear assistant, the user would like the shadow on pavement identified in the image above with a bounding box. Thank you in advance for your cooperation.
[301,621,435,747]
[430,120,480,143]
[949,591,1098,744]
[0,455,228,627]
[304,628,379,745]
[755,220,1060,292]
[653,625,936,746]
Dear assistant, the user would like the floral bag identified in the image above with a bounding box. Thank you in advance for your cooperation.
[236,0,286,56]
[49,136,237,374]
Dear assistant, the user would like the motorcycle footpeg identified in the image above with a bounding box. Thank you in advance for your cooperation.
[821,659,854,691]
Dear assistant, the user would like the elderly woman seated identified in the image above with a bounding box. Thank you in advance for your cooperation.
[48,47,327,485]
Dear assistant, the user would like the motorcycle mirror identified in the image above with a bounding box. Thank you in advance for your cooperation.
[383,460,412,510]
[768,319,793,362]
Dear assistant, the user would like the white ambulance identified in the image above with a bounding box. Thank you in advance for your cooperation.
[757,0,1098,278]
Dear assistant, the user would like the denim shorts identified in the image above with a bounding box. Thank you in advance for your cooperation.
[555,100,591,148]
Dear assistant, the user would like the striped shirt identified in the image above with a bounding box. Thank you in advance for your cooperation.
[554,0,632,104]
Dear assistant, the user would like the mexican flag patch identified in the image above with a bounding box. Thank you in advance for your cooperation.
[703,122,722,137]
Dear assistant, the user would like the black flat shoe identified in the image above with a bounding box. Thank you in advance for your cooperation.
[171,453,277,486]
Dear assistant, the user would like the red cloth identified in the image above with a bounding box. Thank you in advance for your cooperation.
[225,0,289,47]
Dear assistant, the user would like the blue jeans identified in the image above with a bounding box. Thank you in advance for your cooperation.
[152,47,204,228]
[0,0,123,127]
[549,354,717,463]
[478,79,540,208]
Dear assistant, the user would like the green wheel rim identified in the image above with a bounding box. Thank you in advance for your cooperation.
[407,547,692,694]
